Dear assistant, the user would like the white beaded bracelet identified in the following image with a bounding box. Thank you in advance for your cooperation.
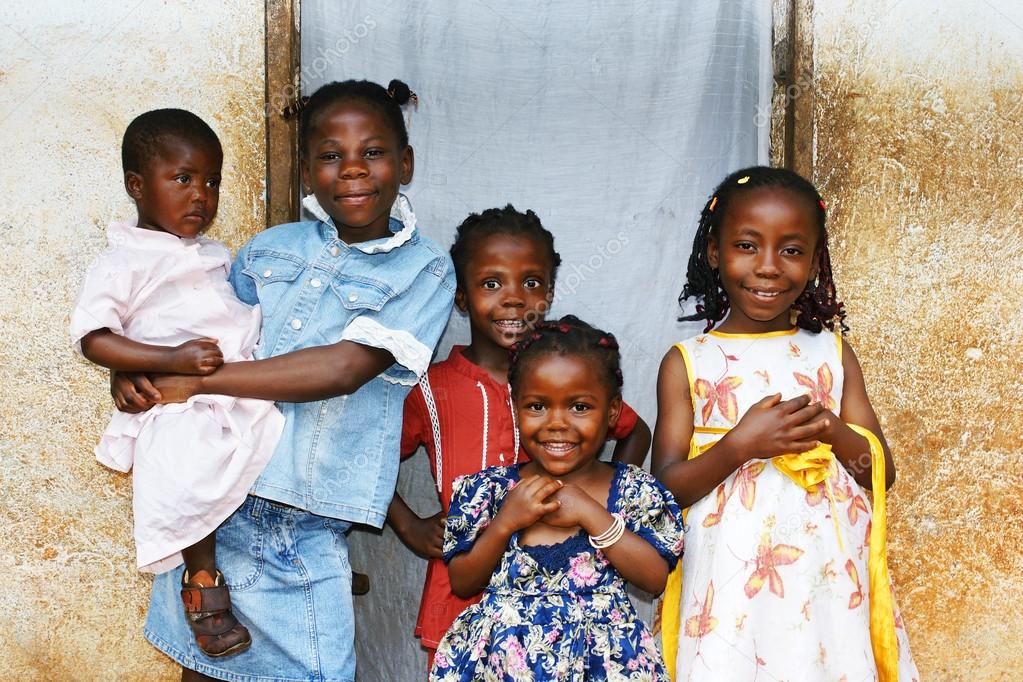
[589,513,625,550]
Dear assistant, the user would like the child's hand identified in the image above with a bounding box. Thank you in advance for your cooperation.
[493,475,562,536]
[727,393,829,462]
[169,338,223,375]
[150,373,203,404]
[541,483,602,529]
[110,371,161,413]
[396,511,445,559]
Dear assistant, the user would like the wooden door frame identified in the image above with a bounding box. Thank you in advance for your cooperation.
[771,0,814,176]
[265,0,302,228]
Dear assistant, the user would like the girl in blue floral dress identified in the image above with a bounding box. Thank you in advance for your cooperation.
[430,316,685,682]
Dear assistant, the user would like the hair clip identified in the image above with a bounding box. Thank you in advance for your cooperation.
[557,323,570,334]
[387,84,419,107]
[737,176,750,185]
[819,199,827,211]
[280,96,311,120]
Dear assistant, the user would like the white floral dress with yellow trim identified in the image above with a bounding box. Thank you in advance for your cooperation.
[431,462,684,682]
[671,328,918,681]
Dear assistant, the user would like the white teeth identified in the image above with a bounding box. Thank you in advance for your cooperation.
[543,442,575,452]
[494,320,525,329]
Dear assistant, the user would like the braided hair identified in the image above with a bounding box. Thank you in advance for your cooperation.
[679,165,847,334]
[449,204,562,289]
[509,315,624,397]
[298,79,415,153]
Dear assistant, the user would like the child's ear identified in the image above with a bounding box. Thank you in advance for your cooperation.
[809,248,821,282]
[707,237,720,268]
[454,286,468,313]
[399,146,414,185]
[124,171,143,200]
[607,395,623,431]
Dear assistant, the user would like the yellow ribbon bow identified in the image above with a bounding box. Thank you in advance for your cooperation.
[773,443,844,551]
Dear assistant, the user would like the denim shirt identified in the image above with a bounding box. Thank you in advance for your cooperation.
[228,196,455,526]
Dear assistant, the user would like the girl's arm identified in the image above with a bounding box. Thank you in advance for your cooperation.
[447,475,561,598]
[545,484,668,593]
[81,329,222,375]
[811,343,896,490]
[651,349,829,508]
[610,415,651,467]
[387,494,444,559]
[149,340,395,403]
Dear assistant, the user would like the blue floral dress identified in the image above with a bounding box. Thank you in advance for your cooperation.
[430,462,685,682]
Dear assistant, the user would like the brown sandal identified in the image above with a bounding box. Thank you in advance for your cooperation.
[180,569,252,658]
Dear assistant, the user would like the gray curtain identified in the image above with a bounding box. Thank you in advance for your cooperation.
[300,2,772,679]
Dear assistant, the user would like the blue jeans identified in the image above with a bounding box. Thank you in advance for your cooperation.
[144,496,355,682]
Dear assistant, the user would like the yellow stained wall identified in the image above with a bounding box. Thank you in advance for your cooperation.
[813,1,1023,679]
[0,3,265,678]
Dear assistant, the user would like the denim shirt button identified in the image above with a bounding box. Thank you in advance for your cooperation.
[330,246,341,257]
[291,318,302,330]
[263,269,272,277]
[310,277,322,288]
[347,292,358,302]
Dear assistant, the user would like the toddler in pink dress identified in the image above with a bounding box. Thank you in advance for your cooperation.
[71,109,283,658]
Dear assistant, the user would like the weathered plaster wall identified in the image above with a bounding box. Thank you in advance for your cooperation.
[813,1,1023,678]
[0,3,265,678]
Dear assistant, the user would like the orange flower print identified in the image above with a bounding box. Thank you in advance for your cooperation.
[703,483,728,528]
[846,559,864,609]
[754,369,771,385]
[788,341,801,358]
[744,534,804,599]
[684,581,719,639]
[694,375,743,424]
[847,494,869,525]
[733,461,766,510]
[793,362,837,410]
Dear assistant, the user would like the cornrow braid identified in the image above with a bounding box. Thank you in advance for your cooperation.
[508,315,624,396]
[679,165,848,334]
[299,78,415,152]
[449,204,562,289]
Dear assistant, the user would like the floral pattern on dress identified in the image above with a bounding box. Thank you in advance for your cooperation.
[432,463,684,682]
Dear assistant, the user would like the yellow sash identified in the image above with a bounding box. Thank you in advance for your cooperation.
[660,425,898,681]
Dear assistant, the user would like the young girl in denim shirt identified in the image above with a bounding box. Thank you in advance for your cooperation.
[117,79,455,682]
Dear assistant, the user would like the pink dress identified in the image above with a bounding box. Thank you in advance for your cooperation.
[71,221,284,573]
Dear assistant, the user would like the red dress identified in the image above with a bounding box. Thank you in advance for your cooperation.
[400,345,639,648]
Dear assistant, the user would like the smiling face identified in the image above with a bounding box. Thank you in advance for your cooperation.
[456,232,555,351]
[708,187,820,333]
[515,352,622,480]
[126,136,222,238]
[302,99,413,243]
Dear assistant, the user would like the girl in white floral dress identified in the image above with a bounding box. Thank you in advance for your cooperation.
[653,167,918,681]
[431,316,684,682]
